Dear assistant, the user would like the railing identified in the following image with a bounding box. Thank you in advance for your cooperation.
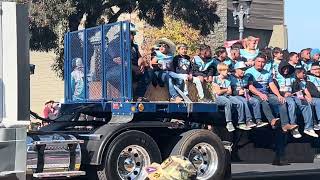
[64,21,132,103]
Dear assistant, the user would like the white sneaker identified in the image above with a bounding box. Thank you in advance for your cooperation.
[314,123,320,131]
[304,129,319,138]
[237,124,251,131]
[226,122,235,132]
[292,129,302,139]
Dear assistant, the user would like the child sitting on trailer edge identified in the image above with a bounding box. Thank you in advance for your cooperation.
[171,43,207,102]
[274,60,301,137]
[191,45,216,84]
[230,61,267,130]
[212,63,247,132]
[292,68,319,137]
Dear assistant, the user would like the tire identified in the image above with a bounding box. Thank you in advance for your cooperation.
[96,130,162,180]
[170,129,227,180]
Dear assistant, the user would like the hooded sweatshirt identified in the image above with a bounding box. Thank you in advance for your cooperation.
[275,60,295,95]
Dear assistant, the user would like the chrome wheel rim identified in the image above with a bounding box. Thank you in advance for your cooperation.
[188,143,219,180]
[117,145,150,180]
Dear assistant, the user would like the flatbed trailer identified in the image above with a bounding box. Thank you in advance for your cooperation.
[26,21,320,180]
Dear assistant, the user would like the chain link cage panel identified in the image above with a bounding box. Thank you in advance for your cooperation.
[104,24,122,100]
[65,22,132,103]
[86,27,103,100]
[68,31,86,102]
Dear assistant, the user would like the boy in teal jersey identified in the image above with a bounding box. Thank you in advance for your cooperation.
[270,47,284,79]
[275,61,302,138]
[191,45,215,83]
[212,47,229,73]
[212,63,247,132]
[230,61,268,129]
[291,68,318,137]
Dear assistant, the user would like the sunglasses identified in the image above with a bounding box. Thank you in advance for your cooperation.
[159,43,169,48]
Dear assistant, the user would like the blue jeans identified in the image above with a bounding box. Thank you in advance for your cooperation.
[252,95,275,123]
[216,96,245,123]
[215,96,233,122]
[235,96,262,122]
[285,97,296,125]
[168,72,204,99]
[310,97,320,123]
[229,96,245,124]
[267,94,290,127]
[154,71,178,98]
[168,72,189,96]
[293,97,313,130]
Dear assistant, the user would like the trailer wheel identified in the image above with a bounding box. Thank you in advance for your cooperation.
[170,129,227,180]
[97,130,161,180]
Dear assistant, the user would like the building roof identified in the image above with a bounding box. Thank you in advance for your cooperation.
[227,0,284,30]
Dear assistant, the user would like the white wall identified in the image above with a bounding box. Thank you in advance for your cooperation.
[1,2,29,123]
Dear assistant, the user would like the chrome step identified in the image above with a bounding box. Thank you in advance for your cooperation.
[33,171,85,178]
[31,139,84,146]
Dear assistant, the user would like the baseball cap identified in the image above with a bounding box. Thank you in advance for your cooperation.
[311,48,320,58]
[234,61,247,70]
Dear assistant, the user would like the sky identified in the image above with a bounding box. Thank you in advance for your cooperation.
[285,0,320,51]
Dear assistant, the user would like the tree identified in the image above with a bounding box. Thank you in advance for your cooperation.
[30,0,220,78]
[143,16,204,58]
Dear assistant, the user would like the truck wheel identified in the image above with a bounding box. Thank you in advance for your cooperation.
[170,129,227,180]
[97,130,161,180]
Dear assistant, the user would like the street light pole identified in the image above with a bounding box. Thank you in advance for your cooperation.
[232,0,252,40]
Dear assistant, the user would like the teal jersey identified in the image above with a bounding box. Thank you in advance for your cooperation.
[193,56,214,72]
[245,67,272,94]
[276,74,295,93]
[230,74,250,90]
[213,76,231,95]
[271,61,281,79]
[155,50,174,70]
[213,76,231,88]
[240,49,259,60]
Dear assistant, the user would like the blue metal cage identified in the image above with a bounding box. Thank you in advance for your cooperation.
[64,21,132,103]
